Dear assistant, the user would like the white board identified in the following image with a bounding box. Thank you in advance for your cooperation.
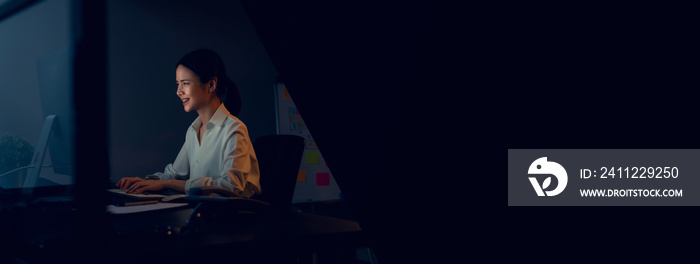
[275,83,342,203]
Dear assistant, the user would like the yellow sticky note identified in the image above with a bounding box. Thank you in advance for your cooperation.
[282,86,291,99]
[305,151,320,165]
[297,169,306,183]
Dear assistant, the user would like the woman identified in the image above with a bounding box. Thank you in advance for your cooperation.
[116,49,260,197]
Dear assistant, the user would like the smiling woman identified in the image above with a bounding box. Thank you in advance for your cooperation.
[116,49,260,198]
[176,65,214,115]
[176,49,242,117]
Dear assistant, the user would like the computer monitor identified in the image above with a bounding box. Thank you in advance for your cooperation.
[0,0,109,260]
[23,47,76,192]
[0,0,74,194]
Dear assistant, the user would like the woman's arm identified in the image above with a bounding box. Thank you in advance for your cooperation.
[164,179,186,193]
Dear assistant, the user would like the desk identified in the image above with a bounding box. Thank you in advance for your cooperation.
[1,201,366,264]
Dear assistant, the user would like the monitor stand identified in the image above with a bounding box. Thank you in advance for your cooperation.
[23,115,56,196]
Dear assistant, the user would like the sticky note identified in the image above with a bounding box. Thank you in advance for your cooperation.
[288,107,299,115]
[297,169,306,183]
[316,172,330,186]
[305,151,320,164]
[282,86,291,99]
[289,108,301,121]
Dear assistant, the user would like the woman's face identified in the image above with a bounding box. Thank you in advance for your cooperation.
[176,65,211,113]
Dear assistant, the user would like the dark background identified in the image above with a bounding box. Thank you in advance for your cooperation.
[502,3,700,262]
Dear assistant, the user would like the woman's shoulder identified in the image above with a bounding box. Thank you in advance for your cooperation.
[214,104,244,129]
[222,114,249,134]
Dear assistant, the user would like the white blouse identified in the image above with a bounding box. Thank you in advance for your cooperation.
[152,104,261,197]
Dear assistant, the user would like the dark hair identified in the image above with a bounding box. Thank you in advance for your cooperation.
[176,49,242,116]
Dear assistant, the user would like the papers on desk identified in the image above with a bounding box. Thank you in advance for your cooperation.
[106,203,189,214]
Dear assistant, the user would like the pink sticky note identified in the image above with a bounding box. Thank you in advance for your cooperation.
[316,172,330,186]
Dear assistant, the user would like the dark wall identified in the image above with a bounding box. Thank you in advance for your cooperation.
[107,0,278,181]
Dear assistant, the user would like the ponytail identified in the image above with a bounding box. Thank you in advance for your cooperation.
[221,75,241,117]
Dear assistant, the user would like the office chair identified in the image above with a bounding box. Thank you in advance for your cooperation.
[183,135,305,233]
[253,134,305,210]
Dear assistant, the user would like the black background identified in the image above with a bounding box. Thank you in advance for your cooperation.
[501,3,700,262]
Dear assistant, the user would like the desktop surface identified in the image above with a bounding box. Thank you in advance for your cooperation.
[0,195,365,263]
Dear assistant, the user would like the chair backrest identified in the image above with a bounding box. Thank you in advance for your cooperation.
[253,134,305,210]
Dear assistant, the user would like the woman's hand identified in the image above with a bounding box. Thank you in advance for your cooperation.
[124,180,168,194]
[115,177,144,191]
